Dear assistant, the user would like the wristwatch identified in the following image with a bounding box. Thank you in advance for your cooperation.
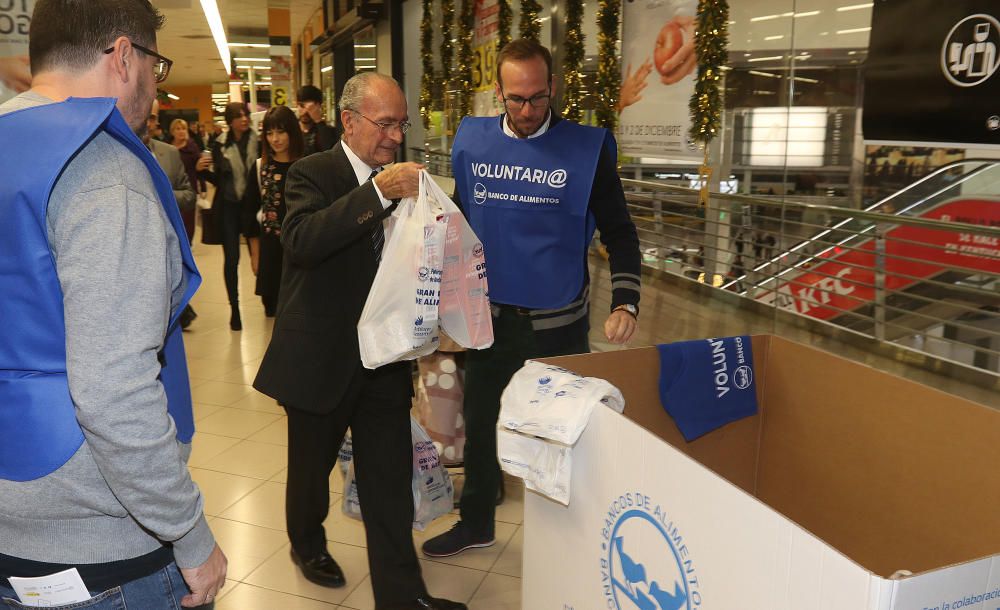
[613,304,638,319]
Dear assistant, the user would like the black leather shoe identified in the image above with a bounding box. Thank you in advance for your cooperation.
[381,596,467,610]
[289,549,346,588]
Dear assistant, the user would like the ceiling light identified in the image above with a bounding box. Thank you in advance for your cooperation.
[750,10,819,22]
[750,12,791,22]
[764,35,784,41]
[749,70,781,78]
[321,66,333,73]
[836,3,873,11]
[200,0,231,71]
[747,55,784,62]
[166,93,180,100]
[792,76,820,83]
[234,57,270,62]
[228,42,269,48]
[837,27,871,34]
[354,44,376,48]
[237,65,271,70]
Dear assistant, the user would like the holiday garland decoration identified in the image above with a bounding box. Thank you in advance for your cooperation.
[595,0,622,129]
[455,0,475,118]
[688,0,729,205]
[561,0,585,122]
[419,0,435,128]
[441,0,455,83]
[498,0,512,50]
[519,0,543,40]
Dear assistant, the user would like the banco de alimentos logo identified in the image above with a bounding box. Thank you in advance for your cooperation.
[600,492,700,610]
[473,182,488,205]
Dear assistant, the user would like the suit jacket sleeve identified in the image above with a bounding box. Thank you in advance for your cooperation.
[589,136,641,310]
[280,156,387,269]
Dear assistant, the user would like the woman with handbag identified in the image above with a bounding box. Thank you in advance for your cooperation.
[196,102,259,330]
[242,106,304,317]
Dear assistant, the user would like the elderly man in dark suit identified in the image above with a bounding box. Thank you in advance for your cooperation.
[253,73,466,610]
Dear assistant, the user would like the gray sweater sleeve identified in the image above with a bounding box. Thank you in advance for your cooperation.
[49,137,215,569]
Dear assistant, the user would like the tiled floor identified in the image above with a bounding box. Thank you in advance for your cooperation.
[183,238,523,609]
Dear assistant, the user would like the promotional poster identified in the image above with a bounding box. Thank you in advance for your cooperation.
[618,0,700,159]
[471,0,503,117]
[863,0,1000,147]
[0,0,32,105]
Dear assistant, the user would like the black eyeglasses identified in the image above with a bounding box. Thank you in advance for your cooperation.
[501,90,551,110]
[103,42,173,83]
[351,110,411,135]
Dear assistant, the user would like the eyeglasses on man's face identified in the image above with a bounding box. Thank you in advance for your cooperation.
[501,90,551,110]
[352,110,411,135]
[103,41,173,83]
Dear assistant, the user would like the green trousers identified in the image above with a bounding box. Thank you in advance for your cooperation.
[459,306,589,536]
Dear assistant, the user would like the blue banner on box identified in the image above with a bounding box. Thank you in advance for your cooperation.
[657,336,758,441]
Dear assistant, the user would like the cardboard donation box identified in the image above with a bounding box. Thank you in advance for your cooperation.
[522,335,1000,610]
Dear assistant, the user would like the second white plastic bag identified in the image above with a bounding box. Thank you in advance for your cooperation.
[342,417,454,531]
[426,174,494,350]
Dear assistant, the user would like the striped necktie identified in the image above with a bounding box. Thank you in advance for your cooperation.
[368,168,385,263]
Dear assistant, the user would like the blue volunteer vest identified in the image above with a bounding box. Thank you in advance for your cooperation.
[0,97,201,482]
[452,115,612,309]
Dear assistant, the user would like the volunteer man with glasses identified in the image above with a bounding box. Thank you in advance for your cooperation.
[0,0,225,608]
[422,38,642,558]
[254,71,466,610]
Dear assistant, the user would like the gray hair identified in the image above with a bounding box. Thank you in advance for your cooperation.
[338,72,401,113]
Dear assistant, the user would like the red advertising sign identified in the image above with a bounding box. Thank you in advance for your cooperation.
[756,199,999,320]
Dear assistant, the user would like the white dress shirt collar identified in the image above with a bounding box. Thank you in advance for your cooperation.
[501,110,551,139]
[342,141,379,185]
[342,141,393,209]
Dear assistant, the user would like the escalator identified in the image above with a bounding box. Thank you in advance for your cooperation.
[739,160,1000,346]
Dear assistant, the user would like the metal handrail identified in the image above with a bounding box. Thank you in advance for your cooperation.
[620,160,999,377]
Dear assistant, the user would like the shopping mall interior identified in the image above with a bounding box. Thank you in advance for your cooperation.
[1,0,998,608]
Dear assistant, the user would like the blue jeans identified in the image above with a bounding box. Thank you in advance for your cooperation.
[0,563,201,609]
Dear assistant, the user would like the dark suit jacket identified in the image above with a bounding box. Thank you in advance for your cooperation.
[253,142,407,414]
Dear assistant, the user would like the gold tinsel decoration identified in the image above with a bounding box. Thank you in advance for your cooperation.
[419,0,435,128]
[498,0,512,49]
[519,0,542,40]
[441,0,454,83]
[595,0,621,129]
[561,0,585,123]
[454,0,474,118]
[688,0,729,205]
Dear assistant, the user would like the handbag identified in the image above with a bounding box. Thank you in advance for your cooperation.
[199,206,222,245]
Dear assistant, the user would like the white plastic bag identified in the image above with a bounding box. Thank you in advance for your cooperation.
[410,416,455,530]
[358,172,445,368]
[341,416,454,531]
[427,175,494,350]
[499,360,625,445]
[497,428,572,505]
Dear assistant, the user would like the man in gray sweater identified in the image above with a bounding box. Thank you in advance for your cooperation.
[0,1,226,608]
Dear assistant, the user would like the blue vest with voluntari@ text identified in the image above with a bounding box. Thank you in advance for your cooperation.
[451,115,612,309]
[0,97,201,482]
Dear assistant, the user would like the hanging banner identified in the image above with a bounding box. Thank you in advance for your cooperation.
[0,0,33,105]
[471,0,503,117]
[617,0,700,159]
[863,0,1000,147]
